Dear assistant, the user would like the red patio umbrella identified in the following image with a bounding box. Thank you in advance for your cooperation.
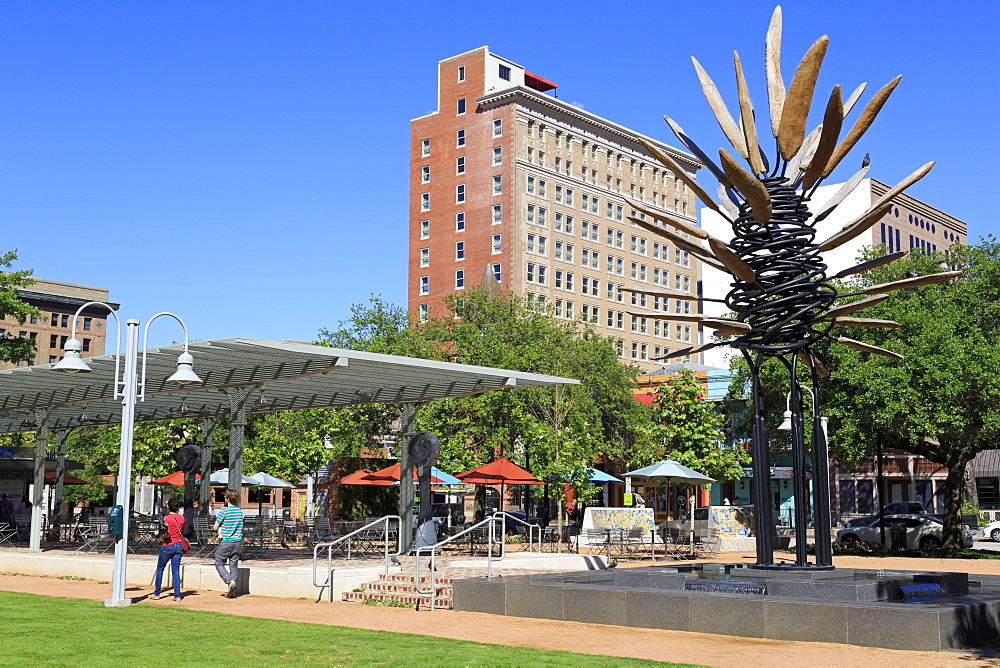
[340,463,452,486]
[151,471,201,485]
[336,469,384,485]
[43,471,86,485]
[456,458,543,514]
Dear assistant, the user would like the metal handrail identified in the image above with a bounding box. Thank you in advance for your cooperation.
[312,515,402,602]
[489,511,542,552]
[414,515,506,611]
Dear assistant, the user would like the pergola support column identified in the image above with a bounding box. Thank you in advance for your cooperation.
[29,409,54,552]
[199,418,214,516]
[225,387,252,492]
[52,429,69,535]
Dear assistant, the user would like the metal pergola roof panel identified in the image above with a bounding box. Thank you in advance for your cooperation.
[0,338,579,433]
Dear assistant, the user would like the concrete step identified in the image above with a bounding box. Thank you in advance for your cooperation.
[342,591,453,609]
[379,573,453,585]
[365,581,453,596]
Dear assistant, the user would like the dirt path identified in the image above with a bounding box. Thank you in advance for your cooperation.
[4,555,1000,668]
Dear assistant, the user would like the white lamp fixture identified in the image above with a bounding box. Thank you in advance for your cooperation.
[166,351,202,386]
[778,410,793,431]
[52,338,93,373]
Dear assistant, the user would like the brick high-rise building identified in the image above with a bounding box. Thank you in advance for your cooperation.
[0,278,117,370]
[408,47,705,369]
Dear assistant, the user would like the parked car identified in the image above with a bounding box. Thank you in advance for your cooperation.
[843,502,929,527]
[835,513,973,549]
[979,519,1000,542]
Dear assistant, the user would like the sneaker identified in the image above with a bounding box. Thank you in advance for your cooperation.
[226,579,237,598]
[173,597,182,602]
[151,593,161,600]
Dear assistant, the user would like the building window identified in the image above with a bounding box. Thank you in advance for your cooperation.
[493,119,502,137]
[456,184,465,203]
[61,314,69,328]
[493,176,502,195]
[456,241,465,260]
[421,165,430,183]
[538,179,547,197]
[82,338,91,352]
[493,147,502,165]
[456,156,465,174]
[420,276,429,295]
[420,220,430,239]
[456,212,465,231]
[421,193,429,211]
[455,270,465,289]
[457,65,465,82]
[493,205,502,224]
[527,176,535,195]
[492,263,502,282]
[419,304,429,323]
[421,139,430,156]
[83,317,92,331]
[420,248,429,267]
[498,64,511,81]
[457,98,466,115]
[457,129,466,147]
[492,234,501,254]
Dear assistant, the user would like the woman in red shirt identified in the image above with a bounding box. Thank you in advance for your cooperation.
[153,499,185,600]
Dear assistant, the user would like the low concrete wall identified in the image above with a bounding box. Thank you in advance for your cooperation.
[0,551,390,601]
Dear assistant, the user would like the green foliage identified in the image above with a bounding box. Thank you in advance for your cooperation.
[822,239,1000,549]
[0,250,41,363]
[650,369,749,482]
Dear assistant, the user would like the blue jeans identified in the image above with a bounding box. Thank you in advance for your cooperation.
[154,543,184,598]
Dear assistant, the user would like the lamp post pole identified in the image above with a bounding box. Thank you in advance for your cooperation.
[53,303,201,608]
[107,319,140,607]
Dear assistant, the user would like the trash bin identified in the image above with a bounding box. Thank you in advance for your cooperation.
[889,522,907,550]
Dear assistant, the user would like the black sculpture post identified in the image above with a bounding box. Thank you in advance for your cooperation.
[410,432,441,550]
[174,425,201,542]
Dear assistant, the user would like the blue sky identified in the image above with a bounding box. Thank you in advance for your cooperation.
[3,1,996,347]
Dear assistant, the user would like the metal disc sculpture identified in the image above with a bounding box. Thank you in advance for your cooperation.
[624,7,959,569]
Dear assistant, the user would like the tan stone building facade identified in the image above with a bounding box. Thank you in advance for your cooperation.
[408,47,704,370]
[0,278,116,370]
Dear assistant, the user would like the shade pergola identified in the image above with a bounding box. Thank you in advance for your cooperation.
[0,338,577,552]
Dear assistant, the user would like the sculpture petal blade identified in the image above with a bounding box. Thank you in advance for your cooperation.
[817,201,892,252]
[626,310,707,323]
[703,318,751,332]
[797,350,829,377]
[823,75,902,178]
[831,251,908,280]
[826,294,888,319]
[765,5,786,138]
[735,51,766,175]
[832,317,901,328]
[861,271,962,295]
[813,166,869,222]
[708,236,756,282]
[623,196,709,239]
[651,342,721,361]
[777,35,829,161]
[837,336,904,361]
[842,82,867,117]
[622,285,701,300]
[664,116,733,188]
[785,124,823,177]
[691,56,749,158]
[718,183,740,219]
[627,217,729,272]
[720,148,772,225]
[638,137,720,212]
[802,85,844,190]
[862,161,935,219]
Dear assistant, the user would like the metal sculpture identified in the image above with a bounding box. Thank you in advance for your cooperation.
[624,7,959,568]
[410,432,441,549]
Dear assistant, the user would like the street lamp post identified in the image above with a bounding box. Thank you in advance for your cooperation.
[53,303,201,607]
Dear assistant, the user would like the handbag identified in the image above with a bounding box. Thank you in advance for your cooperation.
[167,514,190,553]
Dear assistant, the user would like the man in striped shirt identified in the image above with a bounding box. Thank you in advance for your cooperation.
[213,488,244,598]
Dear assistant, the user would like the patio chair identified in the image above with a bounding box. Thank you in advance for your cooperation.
[192,517,219,556]
[0,522,16,546]
[75,516,116,554]
[695,528,721,557]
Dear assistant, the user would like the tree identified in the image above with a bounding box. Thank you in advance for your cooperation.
[821,239,1000,549]
[0,250,41,363]
[651,368,749,483]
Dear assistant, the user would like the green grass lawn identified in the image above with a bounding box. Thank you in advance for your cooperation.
[2,591,695,667]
